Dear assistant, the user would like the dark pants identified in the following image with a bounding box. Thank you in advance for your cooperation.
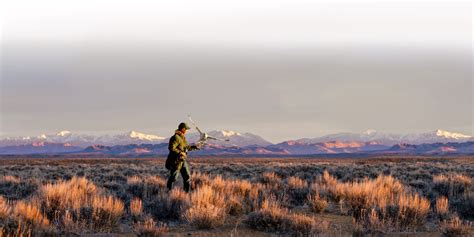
[167,160,191,192]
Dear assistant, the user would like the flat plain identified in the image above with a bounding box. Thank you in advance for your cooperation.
[0,156,473,236]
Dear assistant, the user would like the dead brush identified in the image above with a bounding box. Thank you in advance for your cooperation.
[0,196,11,219]
[261,172,281,185]
[246,197,328,234]
[144,176,166,198]
[319,171,430,232]
[0,219,33,237]
[130,197,143,218]
[0,176,38,200]
[307,193,328,213]
[39,176,124,232]
[191,172,212,190]
[441,216,472,237]
[210,175,226,192]
[433,174,472,199]
[286,176,309,205]
[436,196,450,219]
[225,179,252,197]
[127,176,145,198]
[13,200,50,229]
[134,216,168,236]
[184,185,227,229]
[1,176,21,184]
[151,188,190,220]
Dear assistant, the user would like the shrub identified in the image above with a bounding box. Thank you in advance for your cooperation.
[13,200,50,229]
[286,177,309,205]
[246,198,328,234]
[441,216,472,237]
[436,196,449,219]
[192,173,211,190]
[184,185,226,229]
[150,189,190,220]
[0,176,38,200]
[0,196,11,219]
[130,197,143,218]
[307,193,328,213]
[433,174,472,199]
[39,176,124,232]
[261,172,281,185]
[134,216,168,236]
[127,176,145,198]
[318,172,430,232]
[227,195,244,215]
[90,196,124,230]
[144,176,166,198]
[210,175,226,192]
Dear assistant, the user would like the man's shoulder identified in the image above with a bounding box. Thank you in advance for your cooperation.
[169,133,183,142]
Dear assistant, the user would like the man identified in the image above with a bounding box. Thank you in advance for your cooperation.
[165,122,200,192]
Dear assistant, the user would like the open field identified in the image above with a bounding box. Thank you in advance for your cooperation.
[0,157,473,236]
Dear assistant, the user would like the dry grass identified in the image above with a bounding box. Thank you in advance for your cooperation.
[184,185,226,229]
[433,174,472,199]
[1,176,21,184]
[1,177,125,234]
[130,197,143,218]
[13,200,49,229]
[134,216,168,236]
[0,157,473,235]
[436,196,449,219]
[441,216,472,237]
[307,193,328,213]
[246,197,328,234]
[261,172,281,185]
[0,196,11,219]
[317,172,430,232]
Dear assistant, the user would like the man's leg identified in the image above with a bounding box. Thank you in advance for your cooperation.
[181,161,192,192]
[167,166,181,191]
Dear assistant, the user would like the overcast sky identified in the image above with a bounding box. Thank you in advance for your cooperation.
[0,0,472,142]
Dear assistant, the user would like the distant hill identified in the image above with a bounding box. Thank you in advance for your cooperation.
[296,129,472,146]
[1,129,472,156]
[0,142,83,155]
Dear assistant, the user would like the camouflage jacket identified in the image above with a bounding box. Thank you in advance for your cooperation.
[167,130,198,163]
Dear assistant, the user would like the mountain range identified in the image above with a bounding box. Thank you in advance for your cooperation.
[0,129,472,156]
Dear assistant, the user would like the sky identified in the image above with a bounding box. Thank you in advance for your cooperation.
[0,0,472,143]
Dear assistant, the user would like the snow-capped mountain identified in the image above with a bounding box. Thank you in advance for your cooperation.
[0,130,166,147]
[0,142,83,155]
[297,129,472,145]
[270,140,389,155]
[187,130,272,147]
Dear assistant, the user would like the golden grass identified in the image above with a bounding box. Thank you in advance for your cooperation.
[317,172,430,231]
[287,176,307,189]
[246,197,328,234]
[261,172,281,185]
[1,175,21,184]
[441,216,472,236]
[433,173,472,199]
[184,185,226,229]
[130,197,143,217]
[134,217,168,236]
[25,176,124,232]
[307,193,328,213]
[0,196,11,220]
[436,196,449,218]
[13,200,49,228]
[2,158,471,235]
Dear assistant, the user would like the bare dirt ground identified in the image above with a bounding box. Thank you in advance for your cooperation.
[0,156,473,236]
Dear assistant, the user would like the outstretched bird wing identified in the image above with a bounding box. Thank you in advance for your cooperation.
[187,115,204,136]
[207,136,230,142]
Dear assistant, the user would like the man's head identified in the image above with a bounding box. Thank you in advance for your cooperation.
[178,122,191,134]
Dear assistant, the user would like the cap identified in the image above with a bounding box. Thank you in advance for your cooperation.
[178,122,191,130]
